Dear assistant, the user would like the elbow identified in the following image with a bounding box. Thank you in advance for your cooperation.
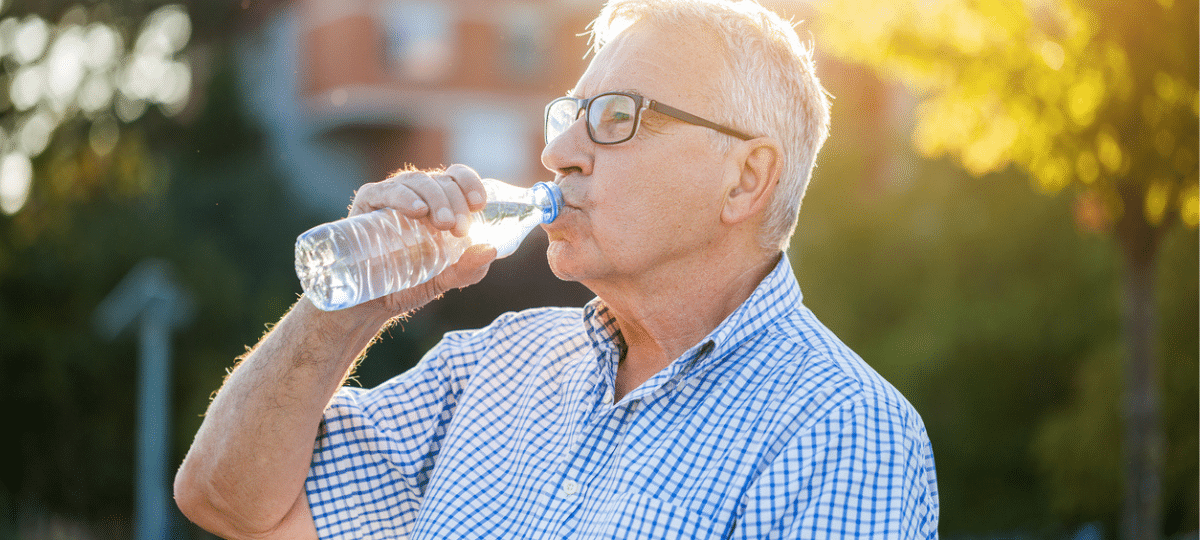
[173,461,202,520]
[173,459,297,540]
[173,460,248,539]
[173,460,223,535]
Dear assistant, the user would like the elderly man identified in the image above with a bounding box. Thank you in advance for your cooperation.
[175,0,940,538]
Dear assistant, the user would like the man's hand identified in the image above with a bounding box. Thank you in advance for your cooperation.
[329,164,499,320]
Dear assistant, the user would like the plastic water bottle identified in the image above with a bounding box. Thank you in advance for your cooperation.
[295,179,563,311]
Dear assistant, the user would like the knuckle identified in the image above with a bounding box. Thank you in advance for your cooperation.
[354,181,383,197]
[447,164,481,182]
[445,163,471,175]
[384,170,419,184]
[410,174,440,189]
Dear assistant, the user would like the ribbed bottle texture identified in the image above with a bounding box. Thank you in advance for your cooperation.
[295,180,562,311]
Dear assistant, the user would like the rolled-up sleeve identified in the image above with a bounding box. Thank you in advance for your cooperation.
[304,314,512,540]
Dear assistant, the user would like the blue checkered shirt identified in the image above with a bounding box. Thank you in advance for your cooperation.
[306,255,939,539]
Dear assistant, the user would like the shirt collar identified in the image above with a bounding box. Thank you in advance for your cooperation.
[706,252,801,352]
[582,299,623,357]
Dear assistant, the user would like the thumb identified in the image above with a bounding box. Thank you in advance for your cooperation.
[436,244,498,291]
[376,245,497,315]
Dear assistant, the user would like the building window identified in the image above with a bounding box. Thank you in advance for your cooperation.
[500,4,548,81]
[450,107,529,182]
[378,1,453,82]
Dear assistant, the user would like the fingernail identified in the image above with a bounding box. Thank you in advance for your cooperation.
[456,214,470,233]
[436,208,454,223]
[467,191,484,205]
[411,199,428,212]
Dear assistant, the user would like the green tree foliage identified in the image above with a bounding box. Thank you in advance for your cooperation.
[792,103,1197,536]
[812,0,1198,537]
[0,3,320,536]
[815,0,1198,228]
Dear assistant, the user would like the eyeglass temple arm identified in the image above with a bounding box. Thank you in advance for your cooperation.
[646,101,754,141]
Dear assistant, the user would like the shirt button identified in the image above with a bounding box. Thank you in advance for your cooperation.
[561,479,580,497]
[602,391,614,404]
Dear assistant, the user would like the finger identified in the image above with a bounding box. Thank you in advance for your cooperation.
[349,174,434,220]
[378,245,497,314]
[399,172,457,230]
[444,164,487,211]
[433,175,473,237]
[434,244,497,291]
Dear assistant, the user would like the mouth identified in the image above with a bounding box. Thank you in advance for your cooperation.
[543,205,574,225]
[541,202,578,238]
[544,176,584,231]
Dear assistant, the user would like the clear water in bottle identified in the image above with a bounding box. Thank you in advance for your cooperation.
[295,180,562,311]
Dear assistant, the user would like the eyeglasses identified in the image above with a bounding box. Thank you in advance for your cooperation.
[544,91,754,145]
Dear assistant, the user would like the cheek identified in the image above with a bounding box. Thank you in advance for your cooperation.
[585,184,648,240]
[585,192,684,264]
[583,146,718,248]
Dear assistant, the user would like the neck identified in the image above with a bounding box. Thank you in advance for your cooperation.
[591,248,781,400]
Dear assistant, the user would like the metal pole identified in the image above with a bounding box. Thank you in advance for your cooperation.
[134,299,172,540]
[94,259,192,539]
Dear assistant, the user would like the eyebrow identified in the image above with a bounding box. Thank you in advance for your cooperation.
[564,88,646,100]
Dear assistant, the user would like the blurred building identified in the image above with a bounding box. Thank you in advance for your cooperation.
[240,0,599,218]
[234,0,898,215]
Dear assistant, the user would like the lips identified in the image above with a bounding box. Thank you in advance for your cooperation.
[543,205,575,227]
[541,201,579,240]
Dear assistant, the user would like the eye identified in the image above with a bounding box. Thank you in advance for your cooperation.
[606,110,631,123]
[594,95,636,124]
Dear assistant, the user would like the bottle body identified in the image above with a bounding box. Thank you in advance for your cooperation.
[295,179,562,311]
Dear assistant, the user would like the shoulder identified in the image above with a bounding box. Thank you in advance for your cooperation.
[425,306,589,380]
[757,304,927,435]
[735,307,940,537]
[440,306,585,349]
[338,307,588,415]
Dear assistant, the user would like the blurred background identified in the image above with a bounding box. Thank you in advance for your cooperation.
[0,0,1194,538]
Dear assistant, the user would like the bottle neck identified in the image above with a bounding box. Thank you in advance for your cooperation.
[532,182,563,224]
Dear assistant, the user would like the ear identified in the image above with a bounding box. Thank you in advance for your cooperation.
[721,137,783,226]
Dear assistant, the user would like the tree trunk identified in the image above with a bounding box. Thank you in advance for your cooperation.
[1115,196,1164,540]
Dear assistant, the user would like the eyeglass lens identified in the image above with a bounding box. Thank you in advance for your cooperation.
[546,94,639,144]
[589,95,637,143]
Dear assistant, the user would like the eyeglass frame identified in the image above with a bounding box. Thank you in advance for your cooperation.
[544,91,755,145]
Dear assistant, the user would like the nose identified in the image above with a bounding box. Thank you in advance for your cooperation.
[541,116,593,179]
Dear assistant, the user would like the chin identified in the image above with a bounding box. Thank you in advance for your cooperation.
[545,242,590,283]
[545,246,578,281]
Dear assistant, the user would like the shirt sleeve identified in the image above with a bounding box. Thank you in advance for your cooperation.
[303,316,508,540]
[735,394,940,539]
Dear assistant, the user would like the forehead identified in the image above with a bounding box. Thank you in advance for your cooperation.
[572,21,725,110]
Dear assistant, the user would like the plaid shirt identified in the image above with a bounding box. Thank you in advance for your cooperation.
[306,255,939,539]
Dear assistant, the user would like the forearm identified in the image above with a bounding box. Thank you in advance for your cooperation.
[172,166,496,538]
[174,297,391,537]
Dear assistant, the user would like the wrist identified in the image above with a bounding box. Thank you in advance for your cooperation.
[290,295,394,358]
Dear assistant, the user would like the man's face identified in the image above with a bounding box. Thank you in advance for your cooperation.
[540,22,733,292]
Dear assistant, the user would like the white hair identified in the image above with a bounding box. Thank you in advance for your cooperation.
[589,0,832,251]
